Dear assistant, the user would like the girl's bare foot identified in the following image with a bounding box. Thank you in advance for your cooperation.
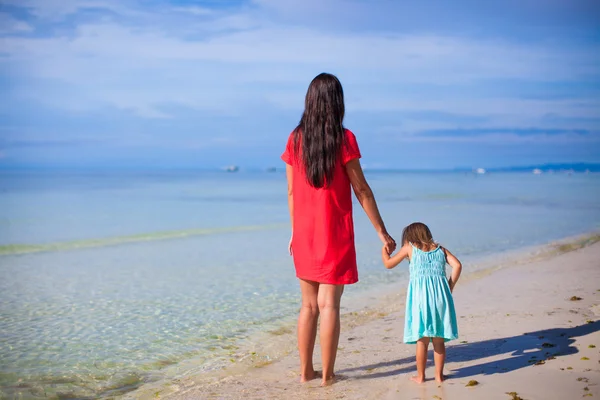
[435,374,446,384]
[410,375,425,383]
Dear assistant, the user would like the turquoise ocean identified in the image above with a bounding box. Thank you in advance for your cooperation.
[1,169,599,398]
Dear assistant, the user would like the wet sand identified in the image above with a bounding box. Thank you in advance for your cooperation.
[127,237,600,400]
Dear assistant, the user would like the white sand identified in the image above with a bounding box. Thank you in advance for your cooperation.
[128,238,600,400]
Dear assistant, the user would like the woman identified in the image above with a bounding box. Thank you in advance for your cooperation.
[281,73,396,385]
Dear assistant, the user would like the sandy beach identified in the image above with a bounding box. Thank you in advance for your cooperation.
[126,236,600,400]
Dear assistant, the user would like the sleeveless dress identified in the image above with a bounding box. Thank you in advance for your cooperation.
[404,244,459,344]
[281,129,361,285]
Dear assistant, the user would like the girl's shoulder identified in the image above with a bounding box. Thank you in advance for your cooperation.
[437,245,455,261]
[402,243,413,261]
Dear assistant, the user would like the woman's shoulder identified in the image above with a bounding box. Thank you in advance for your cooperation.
[343,128,359,148]
[285,129,299,148]
[341,129,361,163]
[344,128,356,139]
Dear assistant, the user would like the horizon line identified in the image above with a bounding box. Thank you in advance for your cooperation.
[0,162,598,173]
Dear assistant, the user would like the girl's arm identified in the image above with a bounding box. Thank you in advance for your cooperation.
[443,247,462,292]
[346,159,396,254]
[286,164,294,255]
[382,243,410,269]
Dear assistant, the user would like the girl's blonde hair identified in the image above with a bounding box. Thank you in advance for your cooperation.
[402,222,436,250]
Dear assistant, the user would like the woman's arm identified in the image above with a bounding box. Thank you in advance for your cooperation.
[382,244,410,269]
[286,164,294,254]
[345,159,395,254]
[443,247,462,292]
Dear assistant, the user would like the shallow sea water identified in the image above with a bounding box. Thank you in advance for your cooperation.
[0,170,599,398]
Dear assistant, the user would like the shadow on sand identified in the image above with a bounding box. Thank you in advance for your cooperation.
[338,320,600,380]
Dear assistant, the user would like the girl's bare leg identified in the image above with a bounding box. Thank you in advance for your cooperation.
[432,337,446,383]
[298,279,320,382]
[411,337,430,383]
[317,283,344,386]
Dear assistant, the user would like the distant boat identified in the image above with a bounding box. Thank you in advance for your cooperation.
[475,168,486,174]
[532,168,542,175]
[225,165,239,172]
[266,167,277,173]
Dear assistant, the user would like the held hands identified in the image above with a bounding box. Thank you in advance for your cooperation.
[379,231,396,255]
[448,278,455,293]
[288,235,293,256]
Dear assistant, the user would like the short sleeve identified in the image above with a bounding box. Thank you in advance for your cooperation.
[342,130,361,165]
[281,133,294,165]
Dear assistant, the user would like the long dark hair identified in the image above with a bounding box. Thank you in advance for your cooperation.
[293,73,346,188]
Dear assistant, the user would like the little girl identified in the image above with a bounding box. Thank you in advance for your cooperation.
[382,222,462,383]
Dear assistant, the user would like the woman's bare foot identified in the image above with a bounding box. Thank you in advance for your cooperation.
[320,373,336,386]
[435,374,446,384]
[300,370,318,383]
[410,375,425,383]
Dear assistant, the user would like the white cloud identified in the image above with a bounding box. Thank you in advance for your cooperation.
[15,25,591,81]
[1,0,599,130]
[0,0,142,20]
[393,131,600,145]
[172,6,214,16]
[0,13,33,33]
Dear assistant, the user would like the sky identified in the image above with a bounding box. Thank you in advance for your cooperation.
[1,0,599,170]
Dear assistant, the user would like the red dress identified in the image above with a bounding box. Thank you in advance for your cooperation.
[281,129,361,285]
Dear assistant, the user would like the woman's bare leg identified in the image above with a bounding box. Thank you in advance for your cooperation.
[297,279,320,382]
[317,283,344,386]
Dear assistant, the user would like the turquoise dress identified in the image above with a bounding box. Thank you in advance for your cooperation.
[404,244,458,344]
